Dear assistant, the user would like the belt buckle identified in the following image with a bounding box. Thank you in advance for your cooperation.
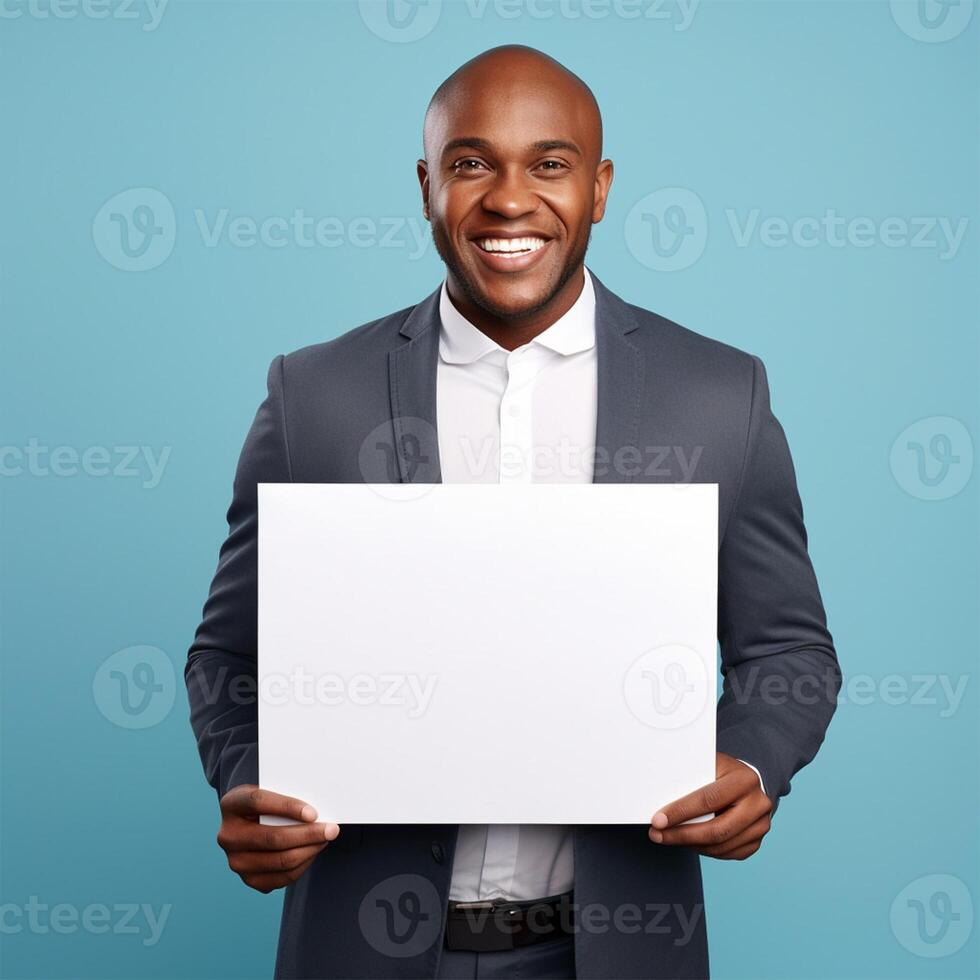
[450,899,494,912]
[451,898,519,915]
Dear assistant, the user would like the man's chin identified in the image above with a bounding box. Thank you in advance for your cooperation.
[462,273,565,322]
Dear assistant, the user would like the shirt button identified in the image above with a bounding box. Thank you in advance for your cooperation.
[430,842,445,864]
[508,404,521,418]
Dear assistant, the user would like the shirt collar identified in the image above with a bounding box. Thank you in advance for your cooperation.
[438,268,597,365]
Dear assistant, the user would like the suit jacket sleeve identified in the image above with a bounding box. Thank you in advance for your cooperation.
[715,355,840,809]
[185,355,291,799]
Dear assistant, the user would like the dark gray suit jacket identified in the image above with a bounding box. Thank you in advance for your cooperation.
[186,273,839,979]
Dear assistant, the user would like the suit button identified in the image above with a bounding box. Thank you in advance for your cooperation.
[431,841,445,864]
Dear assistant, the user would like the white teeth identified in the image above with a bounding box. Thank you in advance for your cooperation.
[476,237,547,254]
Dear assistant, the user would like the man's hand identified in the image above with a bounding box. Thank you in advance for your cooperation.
[648,753,772,860]
[217,785,340,893]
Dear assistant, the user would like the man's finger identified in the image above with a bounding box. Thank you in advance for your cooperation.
[711,840,760,862]
[241,856,320,893]
[220,819,338,853]
[697,815,771,859]
[241,870,298,894]
[650,796,757,847]
[650,770,747,830]
[228,842,327,875]
[223,785,318,823]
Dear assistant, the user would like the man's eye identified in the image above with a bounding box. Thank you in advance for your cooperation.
[535,159,569,175]
[453,158,488,173]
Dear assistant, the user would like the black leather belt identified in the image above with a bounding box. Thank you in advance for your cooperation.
[444,892,574,952]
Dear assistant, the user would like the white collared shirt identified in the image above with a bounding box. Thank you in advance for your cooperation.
[437,270,599,488]
[438,269,597,902]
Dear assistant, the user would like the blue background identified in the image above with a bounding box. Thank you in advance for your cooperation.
[1,0,977,977]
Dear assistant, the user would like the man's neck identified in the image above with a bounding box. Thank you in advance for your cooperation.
[446,267,586,352]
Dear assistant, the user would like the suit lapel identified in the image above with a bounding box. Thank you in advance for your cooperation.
[387,286,443,485]
[591,274,645,484]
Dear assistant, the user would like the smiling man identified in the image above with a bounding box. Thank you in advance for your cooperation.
[186,45,839,980]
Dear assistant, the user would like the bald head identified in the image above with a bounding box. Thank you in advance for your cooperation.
[423,45,603,164]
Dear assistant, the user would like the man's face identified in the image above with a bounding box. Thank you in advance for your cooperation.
[419,76,612,321]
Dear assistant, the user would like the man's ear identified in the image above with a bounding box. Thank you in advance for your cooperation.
[592,159,614,224]
[417,160,430,222]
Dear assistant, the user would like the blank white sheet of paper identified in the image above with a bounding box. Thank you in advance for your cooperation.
[258,483,717,825]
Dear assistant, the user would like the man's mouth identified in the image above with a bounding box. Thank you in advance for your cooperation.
[473,236,549,257]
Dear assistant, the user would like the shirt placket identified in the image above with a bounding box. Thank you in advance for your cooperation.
[499,347,540,484]
[474,347,543,900]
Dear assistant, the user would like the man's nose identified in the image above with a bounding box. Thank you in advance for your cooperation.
[480,168,538,220]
